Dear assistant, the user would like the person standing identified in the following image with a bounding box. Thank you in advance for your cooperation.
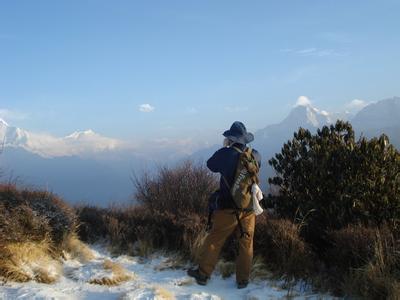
[188,121,261,289]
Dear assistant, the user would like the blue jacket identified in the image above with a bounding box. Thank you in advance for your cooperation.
[207,143,262,209]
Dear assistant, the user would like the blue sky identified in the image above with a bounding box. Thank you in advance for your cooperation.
[1,0,399,143]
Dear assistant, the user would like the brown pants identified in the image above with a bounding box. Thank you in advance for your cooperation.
[197,209,255,282]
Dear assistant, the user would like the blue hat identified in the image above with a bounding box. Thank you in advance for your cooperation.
[223,121,254,145]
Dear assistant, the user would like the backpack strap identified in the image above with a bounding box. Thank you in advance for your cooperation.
[231,146,244,154]
[221,175,250,238]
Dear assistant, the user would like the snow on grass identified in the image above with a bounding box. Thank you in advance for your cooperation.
[0,245,337,299]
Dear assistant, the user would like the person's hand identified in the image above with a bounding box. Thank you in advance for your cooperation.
[223,138,230,147]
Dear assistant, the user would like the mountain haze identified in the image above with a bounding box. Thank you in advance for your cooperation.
[1,97,399,204]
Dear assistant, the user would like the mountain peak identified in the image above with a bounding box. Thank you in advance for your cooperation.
[0,118,9,127]
[66,129,96,139]
[283,104,331,128]
[295,96,313,108]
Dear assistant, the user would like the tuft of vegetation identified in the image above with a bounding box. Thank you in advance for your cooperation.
[0,184,90,283]
[254,214,315,280]
[133,160,218,215]
[76,204,205,258]
[0,184,77,250]
[87,259,133,286]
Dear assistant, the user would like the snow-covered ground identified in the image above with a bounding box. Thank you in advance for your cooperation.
[0,246,336,300]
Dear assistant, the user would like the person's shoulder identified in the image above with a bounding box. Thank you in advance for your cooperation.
[212,147,231,156]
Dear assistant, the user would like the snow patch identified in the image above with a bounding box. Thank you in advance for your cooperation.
[0,243,338,300]
[295,96,312,107]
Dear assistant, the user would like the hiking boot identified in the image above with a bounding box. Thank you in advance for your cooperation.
[237,280,249,289]
[187,268,209,285]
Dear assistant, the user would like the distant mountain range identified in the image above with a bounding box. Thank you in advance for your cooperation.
[1,96,399,205]
[192,96,400,190]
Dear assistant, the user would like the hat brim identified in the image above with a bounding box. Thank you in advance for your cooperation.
[223,130,254,144]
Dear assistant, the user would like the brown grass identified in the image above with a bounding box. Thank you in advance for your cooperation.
[133,160,218,216]
[153,286,176,300]
[154,254,187,272]
[0,184,80,283]
[76,204,206,258]
[0,184,76,250]
[88,259,133,286]
[254,214,315,279]
[0,238,62,283]
[340,229,400,299]
[62,234,95,263]
[215,260,236,279]
[250,256,272,281]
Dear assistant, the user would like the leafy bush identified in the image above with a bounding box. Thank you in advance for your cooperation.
[268,121,400,237]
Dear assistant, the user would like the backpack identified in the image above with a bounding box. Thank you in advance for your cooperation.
[224,147,260,210]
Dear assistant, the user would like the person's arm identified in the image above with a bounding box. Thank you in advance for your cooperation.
[206,148,226,173]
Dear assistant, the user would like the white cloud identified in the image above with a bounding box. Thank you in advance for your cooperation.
[345,99,369,113]
[282,48,345,57]
[295,96,312,107]
[139,104,155,113]
[297,48,317,55]
[0,108,28,122]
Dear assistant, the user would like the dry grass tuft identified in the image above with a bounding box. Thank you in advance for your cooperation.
[88,259,133,286]
[250,256,273,281]
[254,215,315,279]
[0,184,78,283]
[130,239,154,258]
[62,234,95,263]
[175,277,195,286]
[0,238,62,283]
[153,286,176,300]
[215,260,235,279]
[341,230,400,300]
[155,254,187,272]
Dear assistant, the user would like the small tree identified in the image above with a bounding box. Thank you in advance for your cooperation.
[268,121,400,237]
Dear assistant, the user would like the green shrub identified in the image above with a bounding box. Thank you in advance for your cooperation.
[268,121,400,239]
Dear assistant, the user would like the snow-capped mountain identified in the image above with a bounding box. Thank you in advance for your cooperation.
[1,118,29,147]
[253,101,351,155]
[256,101,350,139]
[0,120,123,158]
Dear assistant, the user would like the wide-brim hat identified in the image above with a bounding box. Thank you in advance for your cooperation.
[223,121,254,145]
